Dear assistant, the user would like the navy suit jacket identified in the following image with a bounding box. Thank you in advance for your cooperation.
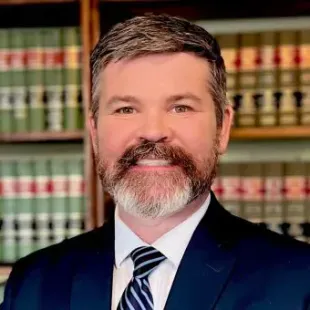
[1,191,310,310]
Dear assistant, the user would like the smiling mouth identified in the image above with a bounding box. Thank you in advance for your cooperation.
[135,159,172,166]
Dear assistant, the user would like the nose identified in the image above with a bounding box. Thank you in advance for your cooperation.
[138,112,171,143]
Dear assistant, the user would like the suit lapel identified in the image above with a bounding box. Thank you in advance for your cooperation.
[165,192,237,310]
[70,222,115,310]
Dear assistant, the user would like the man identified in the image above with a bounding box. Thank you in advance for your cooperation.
[2,13,310,310]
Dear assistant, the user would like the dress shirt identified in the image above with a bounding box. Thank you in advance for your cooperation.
[111,194,210,310]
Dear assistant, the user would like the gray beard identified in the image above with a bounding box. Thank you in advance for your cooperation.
[110,169,192,219]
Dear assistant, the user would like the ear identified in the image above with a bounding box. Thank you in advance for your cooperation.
[87,113,98,154]
[217,104,234,155]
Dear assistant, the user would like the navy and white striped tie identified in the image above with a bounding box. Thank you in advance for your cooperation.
[117,246,166,310]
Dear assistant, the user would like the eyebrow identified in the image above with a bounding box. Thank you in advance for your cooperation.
[105,95,140,107]
[105,92,202,107]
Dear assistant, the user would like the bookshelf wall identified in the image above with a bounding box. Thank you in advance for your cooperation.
[1,0,310,302]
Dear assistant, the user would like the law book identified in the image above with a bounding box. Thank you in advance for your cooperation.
[43,27,64,132]
[34,158,51,252]
[282,162,306,240]
[218,162,242,217]
[67,157,85,238]
[237,33,258,127]
[216,34,239,126]
[25,28,45,132]
[241,162,264,224]
[10,28,28,133]
[263,162,284,235]
[63,27,83,131]
[278,31,299,126]
[1,160,17,263]
[15,160,35,259]
[258,31,278,127]
[300,29,310,125]
[49,157,68,244]
[0,29,13,133]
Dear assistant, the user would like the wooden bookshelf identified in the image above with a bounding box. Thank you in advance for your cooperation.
[0,0,75,4]
[0,131,84,143]
[230,126,310,140]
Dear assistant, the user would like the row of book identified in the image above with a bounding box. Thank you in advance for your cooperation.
[1,27,310,135]
[0,156,85,264]
[213,161,310,242]
[215,29,310,127]
[0,27,83,134]
[1,157,310,264]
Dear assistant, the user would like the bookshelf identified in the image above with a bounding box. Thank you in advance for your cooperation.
[230,126,310,140]
[1,0,310,297]
[0,0,75,4]
[0,131,84,143]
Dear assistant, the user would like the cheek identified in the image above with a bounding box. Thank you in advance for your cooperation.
[175,117,216,159]
[96,119,133,161]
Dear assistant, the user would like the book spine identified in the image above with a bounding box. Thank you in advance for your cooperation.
[67,157,85,238]
[217,162,242,217]
[34,158,50,251]
[282,162,307,241]
[241,163,264,224]
[25,28,45,132]
[1,160,17,263]
[278,31,299,126]
[50,157,68,244]
[63,27,83,131]
[0,29,13,133]
[10,28,28,133]
[238,33,258,127]
[43,27,64,132]
[300,29,310,125]
[263,162,284,234]
[259,31,278,127]
[216,34,239,126]
[15,159,35,259]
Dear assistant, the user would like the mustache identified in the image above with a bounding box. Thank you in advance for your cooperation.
[117,140,195,170]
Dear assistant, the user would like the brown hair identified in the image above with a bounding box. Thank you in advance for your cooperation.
[90,13,228,127]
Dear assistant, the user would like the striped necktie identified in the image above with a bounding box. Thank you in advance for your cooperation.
[117,246,166,310]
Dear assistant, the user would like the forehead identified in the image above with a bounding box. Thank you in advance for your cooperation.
[100,53,211,97]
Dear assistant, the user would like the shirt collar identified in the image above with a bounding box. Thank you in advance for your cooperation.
[114,194,210,268]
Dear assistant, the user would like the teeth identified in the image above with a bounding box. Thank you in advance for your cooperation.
[136,159,171,166]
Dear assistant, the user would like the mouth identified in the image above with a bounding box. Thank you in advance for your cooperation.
[135,159,172,167]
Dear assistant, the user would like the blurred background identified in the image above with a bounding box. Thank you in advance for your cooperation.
[1,0,310,301]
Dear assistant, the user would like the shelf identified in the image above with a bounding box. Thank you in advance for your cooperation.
[230,126,310,140]
[0,131,84,143]
[0,0,75,4]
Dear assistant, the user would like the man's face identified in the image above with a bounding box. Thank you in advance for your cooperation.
[89,53,233,219]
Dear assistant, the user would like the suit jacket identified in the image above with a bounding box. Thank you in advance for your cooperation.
[1,191,310,310]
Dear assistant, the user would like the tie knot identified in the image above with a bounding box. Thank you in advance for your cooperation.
[130,246,166,279]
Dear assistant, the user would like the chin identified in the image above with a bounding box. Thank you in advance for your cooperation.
[112,177,192,219]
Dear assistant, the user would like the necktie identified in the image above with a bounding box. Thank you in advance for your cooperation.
[117,246,166,310]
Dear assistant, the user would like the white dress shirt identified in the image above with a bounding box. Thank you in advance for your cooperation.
[111,194,210,310]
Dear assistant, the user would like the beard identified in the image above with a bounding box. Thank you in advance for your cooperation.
[95,137,219,219]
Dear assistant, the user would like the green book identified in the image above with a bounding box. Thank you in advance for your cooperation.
[25,28,45,132]
[10,28,28,133]
[67,156,85,238]
[15,159,35,259]
[0,29,13,133]
[50,157,68,244]
[34,158,51,251]
[43,27,64,132]
[63,27,83,131]
[1,160,17,263]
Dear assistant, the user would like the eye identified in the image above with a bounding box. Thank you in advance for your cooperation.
[115,107,135,114]
[172,105,192,113]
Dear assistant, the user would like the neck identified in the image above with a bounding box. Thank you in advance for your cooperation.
[117,192,209,244]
